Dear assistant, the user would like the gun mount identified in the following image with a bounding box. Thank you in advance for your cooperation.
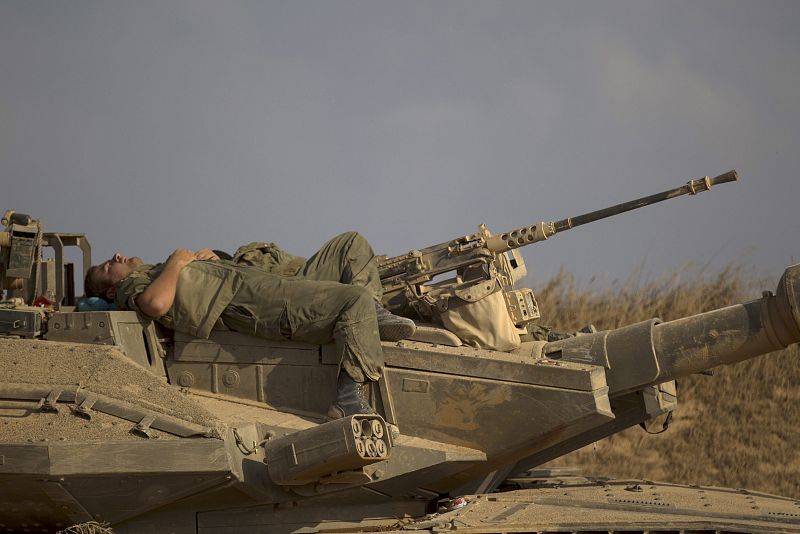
[377,171,738,349]
[2,197,800,533]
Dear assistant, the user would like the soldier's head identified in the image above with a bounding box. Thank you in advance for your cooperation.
[84,253,143,301]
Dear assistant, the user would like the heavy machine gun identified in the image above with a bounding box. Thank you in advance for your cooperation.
[377,171,738,347]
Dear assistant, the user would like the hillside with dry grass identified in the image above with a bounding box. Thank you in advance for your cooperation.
[535,265,800,499]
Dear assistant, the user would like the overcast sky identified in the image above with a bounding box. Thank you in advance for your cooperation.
[2,1,798,294]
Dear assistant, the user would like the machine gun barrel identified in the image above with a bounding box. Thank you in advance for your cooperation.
[486,170,738,253]
[554,169,738,232]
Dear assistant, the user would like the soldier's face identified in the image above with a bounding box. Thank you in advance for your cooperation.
[96,253,143,286]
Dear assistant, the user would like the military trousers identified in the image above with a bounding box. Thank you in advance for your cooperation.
[221,232,384,382]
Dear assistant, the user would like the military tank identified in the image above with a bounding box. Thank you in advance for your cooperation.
[1,172,800,533]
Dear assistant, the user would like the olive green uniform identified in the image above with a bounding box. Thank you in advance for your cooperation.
[115,232,384,382]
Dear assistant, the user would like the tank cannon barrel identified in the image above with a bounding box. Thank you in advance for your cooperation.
[486,170,738,253]
[545,263,800,395]
[651,263,800,384]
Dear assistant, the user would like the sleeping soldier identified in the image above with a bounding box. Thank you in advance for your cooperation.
[83,231,416,419]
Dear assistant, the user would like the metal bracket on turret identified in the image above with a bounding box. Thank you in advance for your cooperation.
[73,393,98,420]
[132,414,157,439]
[37,388,63,413]
[0,383,215,437]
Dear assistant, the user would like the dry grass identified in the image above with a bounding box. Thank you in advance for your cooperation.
[537,265,800,499]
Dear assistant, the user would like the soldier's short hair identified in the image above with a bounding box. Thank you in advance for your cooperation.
[84,266,112,302]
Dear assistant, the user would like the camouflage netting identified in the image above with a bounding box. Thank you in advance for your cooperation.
[0,338,223,441]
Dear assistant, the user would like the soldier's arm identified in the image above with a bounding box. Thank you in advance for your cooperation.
[195,248,220,261]
[135,249,196,317]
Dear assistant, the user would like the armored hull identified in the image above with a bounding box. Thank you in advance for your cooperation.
[1,262,799,533]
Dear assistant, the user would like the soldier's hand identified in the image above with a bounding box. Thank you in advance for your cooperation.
[166,248,197,268]
[195,248,220,261]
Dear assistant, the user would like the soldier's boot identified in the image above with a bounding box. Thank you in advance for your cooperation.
[327,373,378,419]
[375,302,416,341]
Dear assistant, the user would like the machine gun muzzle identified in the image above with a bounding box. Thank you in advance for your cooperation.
[486,170,738,253]
[544,263,800,395]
